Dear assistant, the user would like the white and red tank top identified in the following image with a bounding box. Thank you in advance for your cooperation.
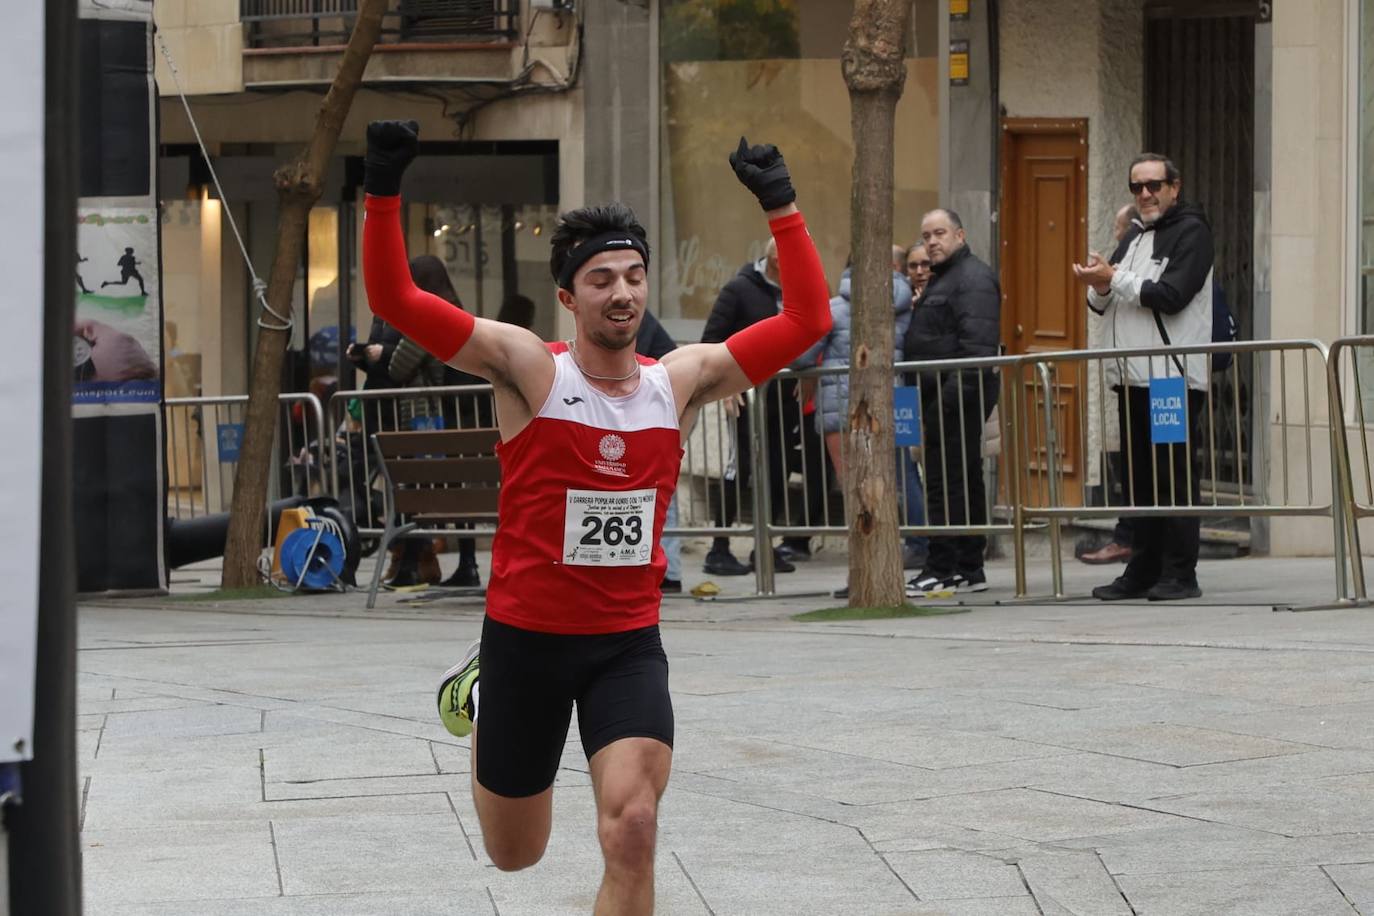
[485,344,682,634]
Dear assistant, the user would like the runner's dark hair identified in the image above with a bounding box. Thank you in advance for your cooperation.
[549,203,651,284]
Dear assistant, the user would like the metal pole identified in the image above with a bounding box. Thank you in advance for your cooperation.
[1037,362,1065,598]
[1007,363,1026,597]
[747,388,775,595]
[1326,343,1365,601]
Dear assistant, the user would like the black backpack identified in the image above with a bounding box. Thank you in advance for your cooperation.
[1153,279,1238,377]
[1209,282,1238,373]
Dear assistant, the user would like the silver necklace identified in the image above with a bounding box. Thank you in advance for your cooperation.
[567,340,640,382]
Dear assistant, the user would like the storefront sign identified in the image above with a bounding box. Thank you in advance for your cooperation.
[1149,376,1189,445]
[894,386,922,447]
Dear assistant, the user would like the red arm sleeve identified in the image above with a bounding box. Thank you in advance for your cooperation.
[363,194,475,362]
[724,211,832,385]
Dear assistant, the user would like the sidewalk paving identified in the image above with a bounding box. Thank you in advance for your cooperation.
[76,547,1374,915]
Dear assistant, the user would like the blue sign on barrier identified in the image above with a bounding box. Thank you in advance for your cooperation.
[217,423,245,462]
[894,386,922,447]
[1149,377,1189,444]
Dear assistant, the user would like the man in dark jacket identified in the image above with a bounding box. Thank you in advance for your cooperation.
[902,208,1001,597]
[701,240,827,575]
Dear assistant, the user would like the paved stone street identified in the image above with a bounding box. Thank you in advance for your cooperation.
[76,548,1374,915]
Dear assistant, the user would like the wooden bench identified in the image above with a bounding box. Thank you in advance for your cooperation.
[368,428,501,608]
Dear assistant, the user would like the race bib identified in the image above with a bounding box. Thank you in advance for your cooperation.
[563,488,656,567]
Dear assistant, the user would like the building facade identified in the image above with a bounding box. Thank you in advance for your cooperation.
[154,0,941,396]
[942,0,1374,559]
[154,0,1374,559]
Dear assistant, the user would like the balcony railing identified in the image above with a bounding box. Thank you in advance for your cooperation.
[240,0,519,49]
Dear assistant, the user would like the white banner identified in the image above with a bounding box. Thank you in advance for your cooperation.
[0,2,45,763]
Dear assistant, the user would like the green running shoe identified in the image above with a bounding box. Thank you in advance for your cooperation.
[436,640,480,738]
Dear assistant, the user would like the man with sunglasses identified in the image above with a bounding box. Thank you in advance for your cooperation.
[1072,153,1214,602]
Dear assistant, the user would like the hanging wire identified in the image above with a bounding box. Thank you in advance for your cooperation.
[156,32,292,333]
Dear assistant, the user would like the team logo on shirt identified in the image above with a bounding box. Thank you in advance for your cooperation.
[599,434,626,461]
[595,434,629,477]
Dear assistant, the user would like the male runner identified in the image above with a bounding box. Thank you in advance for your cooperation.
[361,120,829,915]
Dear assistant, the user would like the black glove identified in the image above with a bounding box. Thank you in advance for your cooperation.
[728,136,796,211]
[364,120,420,197]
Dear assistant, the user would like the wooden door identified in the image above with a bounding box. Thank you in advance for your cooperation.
[999,119,1087,507]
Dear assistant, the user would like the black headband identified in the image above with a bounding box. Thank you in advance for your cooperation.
[557,231,650,291]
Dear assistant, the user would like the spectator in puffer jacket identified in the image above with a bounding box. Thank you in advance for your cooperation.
[802,264,912,467]
[901,209,1001,598]
[800,259,929,587]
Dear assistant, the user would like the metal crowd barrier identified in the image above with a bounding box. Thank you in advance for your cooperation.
[670,388,775,552]
[174,336,1373,607]
[164,392,328,520]
[1325,336,1374,602]
[1020,339,1355,605]
[319,356,1045,599]
[755,355,1031,595]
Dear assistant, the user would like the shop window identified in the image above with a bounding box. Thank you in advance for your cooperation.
[419,202,560,340]
[306,206,344,382]
[657,0,941,321]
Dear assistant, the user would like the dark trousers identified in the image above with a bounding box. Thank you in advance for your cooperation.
[1118,385,1205,586]
[713,386,828,548]
[1112,517,1136,547]
[924,383,998,576]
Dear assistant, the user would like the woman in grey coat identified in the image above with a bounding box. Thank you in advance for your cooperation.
[800,266,914,475]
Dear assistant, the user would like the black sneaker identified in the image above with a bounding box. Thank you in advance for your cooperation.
[704,551,751,576]
[906,570,951,598]
[832,585,849,599]
[385,566,424,589]
[440,562,481,588]
[780,538,812,561]
[749,548,795,573]
[660,578,682,594]
[1092,577,1151,601]
[1147,579,1202,601]
[950,569,988,593]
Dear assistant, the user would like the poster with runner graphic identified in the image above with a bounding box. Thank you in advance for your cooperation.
[74,206,160,403]
[74,0,167,595]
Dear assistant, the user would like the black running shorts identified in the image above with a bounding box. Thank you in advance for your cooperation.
[475,615,674,798]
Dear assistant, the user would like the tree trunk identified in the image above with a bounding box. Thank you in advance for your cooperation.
[841,0,913,607]
[221,0,388,588]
